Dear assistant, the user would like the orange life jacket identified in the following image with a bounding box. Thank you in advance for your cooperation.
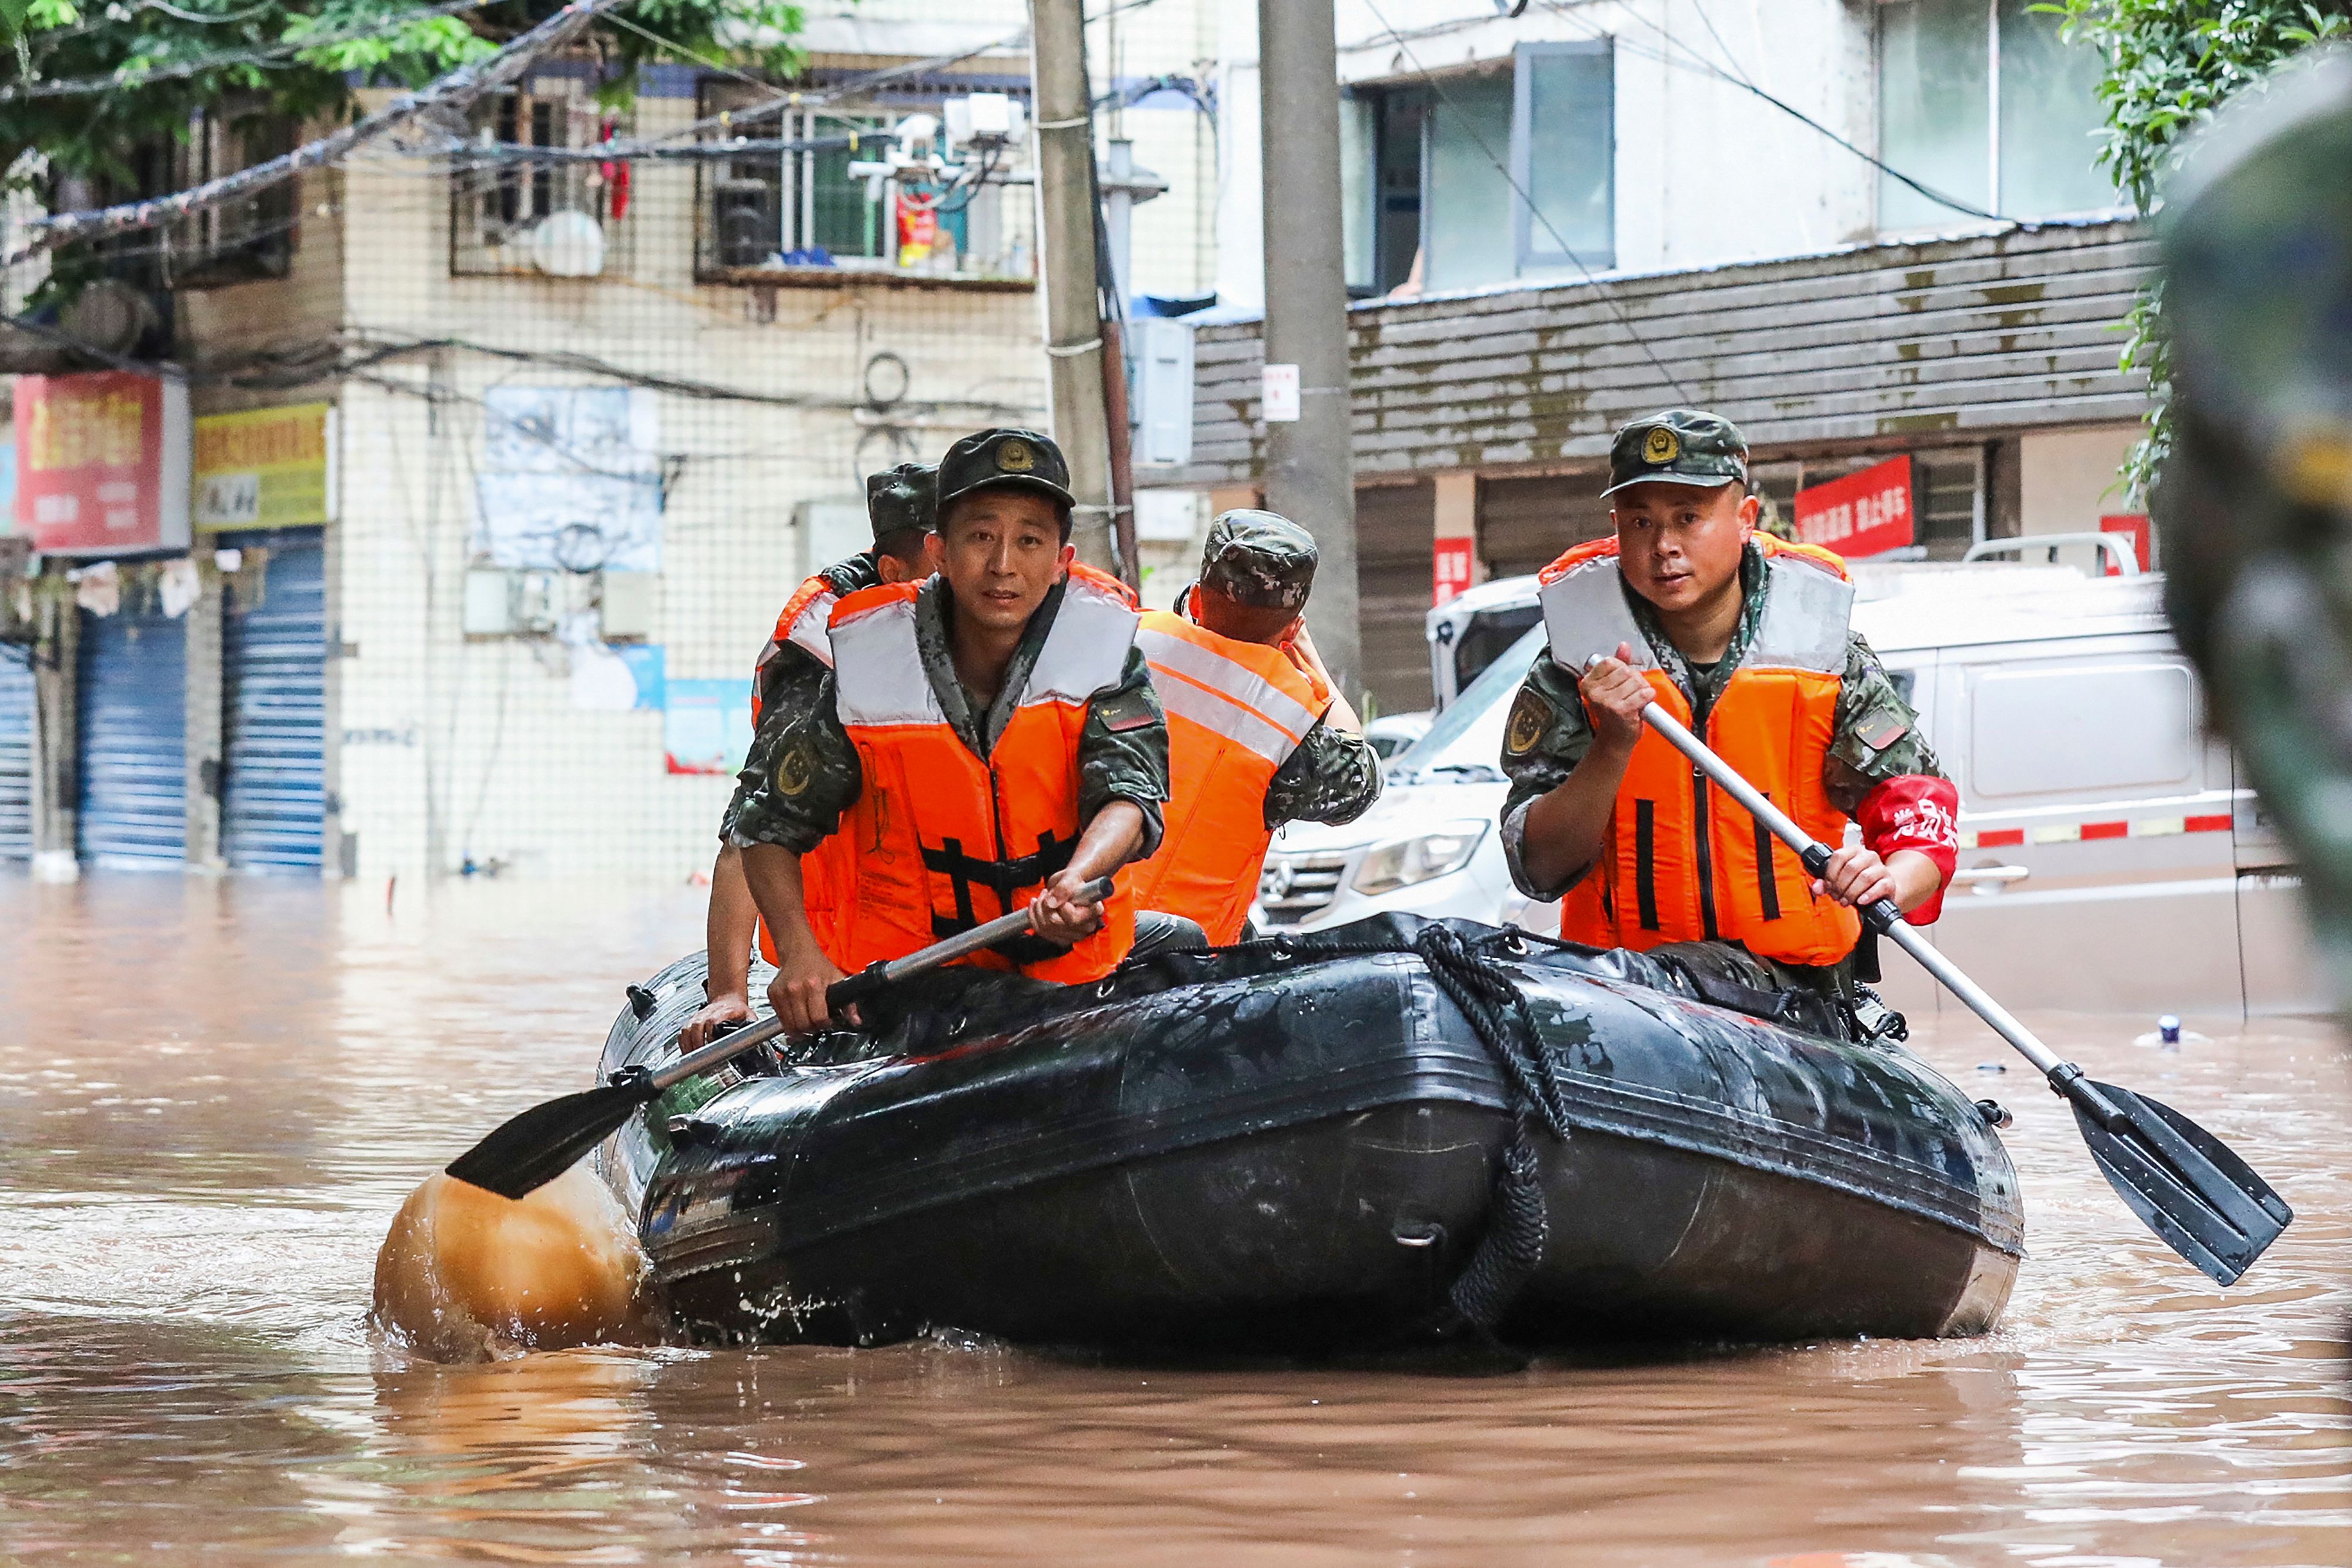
[827,565,1141,983]
[1536,533,1861,967]
[751,570,857,968]
[1130,588,1333,944]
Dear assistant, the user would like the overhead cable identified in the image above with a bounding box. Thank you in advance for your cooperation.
[1539,0,2009,225]
[0,0,500,103]
[13,0,637,265]
[1359,0,1694,404]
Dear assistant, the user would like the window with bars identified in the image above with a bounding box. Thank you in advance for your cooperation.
[449,83,633,278]
[82,103,295,291]
[163,105,299,286]
[693,80,1035,283]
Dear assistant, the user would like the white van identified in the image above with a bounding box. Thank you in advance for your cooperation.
[1258,563,2323,1022]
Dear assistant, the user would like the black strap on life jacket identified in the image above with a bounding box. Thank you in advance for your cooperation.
[1755,795,1782,922]
[1633,798,1660,932]
[921,830,1078,959]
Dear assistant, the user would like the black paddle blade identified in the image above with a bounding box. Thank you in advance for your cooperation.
[2071,1079,2293,1286]
[443,1073,658,1201]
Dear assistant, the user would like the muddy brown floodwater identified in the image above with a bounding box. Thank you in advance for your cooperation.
[1,877,2347,1566]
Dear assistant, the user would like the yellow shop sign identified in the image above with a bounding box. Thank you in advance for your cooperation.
[192,403,333,531]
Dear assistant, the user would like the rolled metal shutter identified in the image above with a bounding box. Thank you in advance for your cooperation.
[1477,473,1613,581]
[1354,481,1435,718]
[221,530,326,872]
[78,596,188,867]
[0,647,33,861]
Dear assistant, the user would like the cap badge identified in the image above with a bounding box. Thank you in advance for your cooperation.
[997,439,1035,473]
[1642,427,1681,466]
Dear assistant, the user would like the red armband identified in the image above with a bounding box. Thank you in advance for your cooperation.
[1856,775,1960,926]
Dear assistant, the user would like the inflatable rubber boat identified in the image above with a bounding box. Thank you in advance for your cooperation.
[593,917,2023,1353]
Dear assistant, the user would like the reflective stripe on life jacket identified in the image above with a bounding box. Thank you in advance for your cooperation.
[828,568,1140,982]
[751,572,846,728]
[1537,534,1862,967]
[1130,587,1332,944]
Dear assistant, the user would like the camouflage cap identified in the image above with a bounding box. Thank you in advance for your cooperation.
[1604,409,1750,496]
[936,427,1075,511]
[865,462,936,543]
[1199,509,1317,610]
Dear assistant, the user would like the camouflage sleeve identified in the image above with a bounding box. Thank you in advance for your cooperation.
[1262,719,1382,831]
[723,676,864,855]
[721,646,831,842]
[1080,643,1171,861]
[1496,649,1601,902]
[1824,632,1945,816]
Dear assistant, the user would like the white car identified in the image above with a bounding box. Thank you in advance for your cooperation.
[1257,562,2324,1021]
[1362,710,1433,762]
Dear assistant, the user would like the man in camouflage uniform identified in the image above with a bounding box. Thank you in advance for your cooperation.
[1499,410,1960,1004]
[735,429,1175,1032]
[1131,510,1381,944]
[683,464,934,1049]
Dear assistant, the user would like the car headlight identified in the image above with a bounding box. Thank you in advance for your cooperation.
[1351,821,1489,895]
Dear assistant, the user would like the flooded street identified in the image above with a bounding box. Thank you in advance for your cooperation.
[2,877,2346,1566]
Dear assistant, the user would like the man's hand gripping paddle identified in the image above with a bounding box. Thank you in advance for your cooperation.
[444,877,1117,1202]
[1599,660,2291,1285]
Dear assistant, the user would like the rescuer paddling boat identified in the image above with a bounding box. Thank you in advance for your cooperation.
[586,916,2026,1353]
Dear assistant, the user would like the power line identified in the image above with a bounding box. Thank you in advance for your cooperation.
[1359,0,1693,404]
[9,0,634,266]
[1539,0,2009,225]
[0,0,501,103]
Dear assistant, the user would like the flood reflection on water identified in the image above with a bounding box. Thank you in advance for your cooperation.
[0,875,2346,1566]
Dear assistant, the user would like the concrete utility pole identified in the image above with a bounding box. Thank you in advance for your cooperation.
[1027,0,1120,576]
[1257,0,1360,694]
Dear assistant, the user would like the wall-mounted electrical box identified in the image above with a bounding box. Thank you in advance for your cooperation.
[796,499,871,578]
[597,570,657,641]
[462,568,560,637]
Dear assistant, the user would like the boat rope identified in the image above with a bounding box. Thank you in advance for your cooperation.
[1273,922,1571,1334]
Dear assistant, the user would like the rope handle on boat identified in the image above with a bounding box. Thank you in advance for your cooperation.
[1261,921,1572,1333]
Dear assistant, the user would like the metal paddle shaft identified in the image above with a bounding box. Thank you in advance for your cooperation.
[443,875,1117,1200]
[1631,696,2292,1286]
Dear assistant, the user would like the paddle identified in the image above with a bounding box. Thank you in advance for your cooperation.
[444,875,1117,1201]
[1619,683,2292,1286]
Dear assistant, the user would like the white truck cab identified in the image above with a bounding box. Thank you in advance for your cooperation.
[1258,561,2324,1022]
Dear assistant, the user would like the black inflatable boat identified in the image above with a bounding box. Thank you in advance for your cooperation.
[594,917,2022,1353]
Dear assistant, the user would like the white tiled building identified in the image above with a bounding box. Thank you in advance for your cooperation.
[4,1,1228,882]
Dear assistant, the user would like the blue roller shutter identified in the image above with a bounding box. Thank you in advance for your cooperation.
[221,530,326,872]
[77,591,188,867]
[0,646,32,862]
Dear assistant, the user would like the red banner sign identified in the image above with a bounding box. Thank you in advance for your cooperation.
[1793,455,1914,560]
[1433,538,1475,607]
[2100,513,2151,576]
[14,372,191,556]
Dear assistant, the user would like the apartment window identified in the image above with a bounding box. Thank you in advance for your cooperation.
[694,81,1035,283]
[1512,42,1613,273]
[164,105,298,286]
[1343,42,1615,297]
[449,83,633,278]
[1878,0,2116,230]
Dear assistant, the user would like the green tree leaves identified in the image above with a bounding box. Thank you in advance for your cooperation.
[2043,0,2351,500]
[0,0,804,197]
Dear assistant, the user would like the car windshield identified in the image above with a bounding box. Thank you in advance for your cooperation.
[1387,624,1548,784]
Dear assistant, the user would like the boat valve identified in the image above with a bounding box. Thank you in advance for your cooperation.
[1974,1098,2014,1129]
[627,983,658,1021]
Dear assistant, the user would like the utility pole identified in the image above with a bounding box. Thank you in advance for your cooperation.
[1027,0,1120,576]
[1257,0,1359,696]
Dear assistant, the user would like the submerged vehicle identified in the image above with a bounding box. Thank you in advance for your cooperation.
[594,917,2023,1355]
